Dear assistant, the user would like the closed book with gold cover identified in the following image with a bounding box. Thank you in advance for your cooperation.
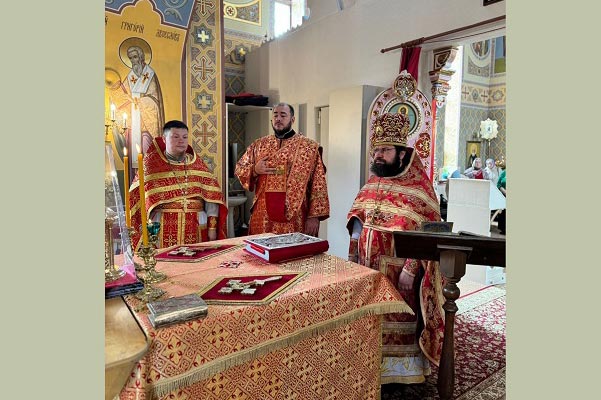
[147,293,208,328]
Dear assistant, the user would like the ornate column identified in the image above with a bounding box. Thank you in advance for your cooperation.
[428,47,458,180]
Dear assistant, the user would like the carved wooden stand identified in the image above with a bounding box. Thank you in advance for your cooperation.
[392,231,505,400]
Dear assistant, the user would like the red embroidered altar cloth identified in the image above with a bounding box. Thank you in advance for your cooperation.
[119,235,410,400]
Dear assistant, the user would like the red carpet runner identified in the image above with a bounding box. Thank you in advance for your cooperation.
[381,284,506,400]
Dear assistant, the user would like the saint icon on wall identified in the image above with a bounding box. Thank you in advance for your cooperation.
[471,40,490,59]
[108,37,165,161]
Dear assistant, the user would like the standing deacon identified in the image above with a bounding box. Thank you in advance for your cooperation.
[235,103,330,236]
[129,120,227,249]
[347,113,445,384]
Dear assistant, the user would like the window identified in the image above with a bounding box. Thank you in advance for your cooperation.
[274,0,306,38]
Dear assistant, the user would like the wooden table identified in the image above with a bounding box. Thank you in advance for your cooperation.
[393,230,506,400]
[105,297,149,400]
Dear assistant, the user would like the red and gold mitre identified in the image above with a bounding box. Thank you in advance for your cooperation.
[371,113,410,149]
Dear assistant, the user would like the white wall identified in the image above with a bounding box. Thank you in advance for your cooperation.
[246,0,505,134]
[326,85,382,258]
[244,0,505,245]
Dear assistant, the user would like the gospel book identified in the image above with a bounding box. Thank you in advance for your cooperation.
[147,293,208,328]
[105,281,144,299]
[105,263,143,299]
[244,233,329,263]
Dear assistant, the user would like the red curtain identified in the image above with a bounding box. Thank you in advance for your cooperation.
[399,46,422,81]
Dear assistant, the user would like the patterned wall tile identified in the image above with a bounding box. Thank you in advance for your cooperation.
[443,37,507,172]
[457,107,506,170]
[186,0,224,187]
[224,0,262,25]
[225,75,246,96]
[222,28,264,190]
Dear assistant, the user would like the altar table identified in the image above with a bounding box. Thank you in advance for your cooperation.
[118,236,409,399]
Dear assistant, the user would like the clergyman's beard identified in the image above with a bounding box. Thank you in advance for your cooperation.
[132,62,144,77]
[370,156,402,177]
[272,121,293,138]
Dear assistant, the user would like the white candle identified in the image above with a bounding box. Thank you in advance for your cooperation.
[122,113,128,128]
[110,103,116,121]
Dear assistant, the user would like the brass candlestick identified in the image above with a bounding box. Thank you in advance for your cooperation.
[105,210,126,282]
[134,244,165,302]
[127,226,144,273]
[143,221,166,283]
[134,221,166,302]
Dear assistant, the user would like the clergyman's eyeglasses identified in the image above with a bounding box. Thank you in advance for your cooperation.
[371,147,395,156]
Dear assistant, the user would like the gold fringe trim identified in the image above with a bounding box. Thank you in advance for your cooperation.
[357,181,439,218]
[382,343,422,356]
[380,374,427,385]
[148,301,411,399]
[144,170,215,182]
[130,191,224,216]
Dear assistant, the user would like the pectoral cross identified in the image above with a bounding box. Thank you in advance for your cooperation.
[370,207,382,224]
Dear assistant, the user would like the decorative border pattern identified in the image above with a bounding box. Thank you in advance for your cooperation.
[224,0,261,25]
[198,272,307,305]
[186,0,224,189]
[467,57,491,78]
[155,243,243,262]
[106,0,196,29]
[461,82,506,107]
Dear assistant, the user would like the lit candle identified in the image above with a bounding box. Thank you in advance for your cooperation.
[110,103,116,121]
[136,144,149,245]
[123,147,131,227]
[122,113,128,128]
[105,90,110,121]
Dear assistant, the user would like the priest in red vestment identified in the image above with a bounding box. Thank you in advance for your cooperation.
[347,112,445,384]
[129,120,227,249]
[235,103,329,236]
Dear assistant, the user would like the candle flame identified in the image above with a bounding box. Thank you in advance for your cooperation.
[123,147,127,156]
[123,113,127,120]
[110,103,116,111]
[136,144,141,153]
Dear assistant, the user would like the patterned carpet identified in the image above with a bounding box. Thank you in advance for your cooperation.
[381,283,506,400]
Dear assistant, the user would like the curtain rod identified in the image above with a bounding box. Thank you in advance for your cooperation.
[380,15,506,53]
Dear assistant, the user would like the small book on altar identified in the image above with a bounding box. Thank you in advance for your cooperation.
[147,293,208,328]
[244,233,329,263]
[105,263,143,299]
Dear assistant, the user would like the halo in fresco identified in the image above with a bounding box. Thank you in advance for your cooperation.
[119,37,153,69]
